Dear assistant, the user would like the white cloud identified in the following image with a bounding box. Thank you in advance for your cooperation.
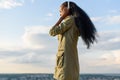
[93,50,120,66]
[106,15,120,24]
[78,30,120,73]
[24,26,50,34]
[0,25,57,51]
[0,0,23,9]
[109,50,120,64]
[108,10,118,14]
[22,26,57,50]
[0,25,57,73]
[47,13,54,17]
[0,59,52,73]
[90,31,120,51]
[79,50,120,73]
[0,24,60,73]
[31,0,35,3]
[12,51,55,67]
[91,17,103,22]
[0,24,120,73]
[91,15,120,25]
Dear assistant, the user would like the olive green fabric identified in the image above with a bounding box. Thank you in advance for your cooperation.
[49,15,80,80]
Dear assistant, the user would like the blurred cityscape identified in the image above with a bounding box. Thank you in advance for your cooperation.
[0,74,120,80]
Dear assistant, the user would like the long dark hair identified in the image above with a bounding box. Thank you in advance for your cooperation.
[62,1,98,49]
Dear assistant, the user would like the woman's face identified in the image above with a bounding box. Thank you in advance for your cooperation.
[59,5,69,17]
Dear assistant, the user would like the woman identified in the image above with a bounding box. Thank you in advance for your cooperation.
[49,1,97,80]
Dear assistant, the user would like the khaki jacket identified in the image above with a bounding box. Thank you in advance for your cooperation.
[49,15,80,80]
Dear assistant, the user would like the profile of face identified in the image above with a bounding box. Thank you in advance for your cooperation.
[59,5,69,18]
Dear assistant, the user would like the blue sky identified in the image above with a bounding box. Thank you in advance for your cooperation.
[0,0,120,73]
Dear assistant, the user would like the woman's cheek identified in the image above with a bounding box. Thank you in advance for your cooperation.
[60,14,62,16]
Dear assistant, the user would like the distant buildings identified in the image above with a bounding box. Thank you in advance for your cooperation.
[0,74,120,80]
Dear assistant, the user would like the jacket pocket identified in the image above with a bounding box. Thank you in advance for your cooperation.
[56,52,64,68]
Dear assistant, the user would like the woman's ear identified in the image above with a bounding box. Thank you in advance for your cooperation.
[61,7,69,18]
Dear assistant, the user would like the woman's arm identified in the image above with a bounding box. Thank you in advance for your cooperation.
[54,17,64,27]
[49,16,73,36]
[51,17,64,30]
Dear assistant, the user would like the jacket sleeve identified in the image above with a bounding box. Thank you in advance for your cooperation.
[49,17,73,36]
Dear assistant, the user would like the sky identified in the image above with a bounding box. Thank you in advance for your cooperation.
[0,0,120,74]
